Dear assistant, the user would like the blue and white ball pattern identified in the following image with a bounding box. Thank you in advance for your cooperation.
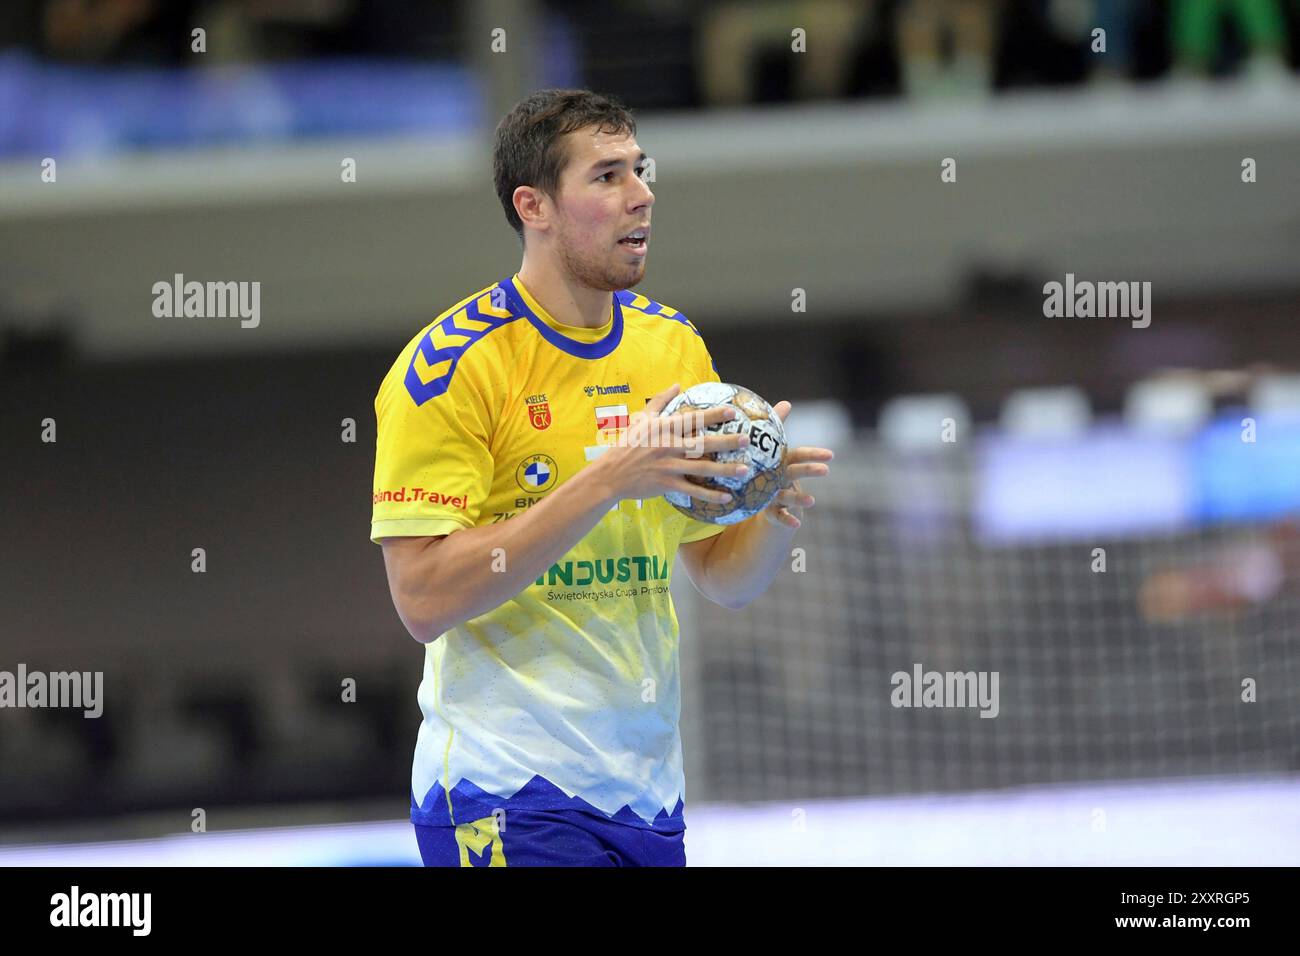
[661,382,788,525]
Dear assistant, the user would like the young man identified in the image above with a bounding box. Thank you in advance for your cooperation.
[371,89,833,866]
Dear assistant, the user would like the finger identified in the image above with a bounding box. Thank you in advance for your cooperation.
[674,431,747,459]
[644,383,681,415]
[784,462,831,481]
[671,404,738,436]
[678,458,751,480]
[773,400,791,422]
[785,446,834,463]
[698,432,749,454]
[776,487,815,508]
[769,505,801,529]
[669,479,732,505]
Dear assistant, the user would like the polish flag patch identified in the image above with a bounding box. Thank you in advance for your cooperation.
[595,404,629,432]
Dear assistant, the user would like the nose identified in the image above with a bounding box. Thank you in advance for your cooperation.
[630,172,654,211]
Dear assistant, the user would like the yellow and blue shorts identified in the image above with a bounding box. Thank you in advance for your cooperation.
[413,809,686,867]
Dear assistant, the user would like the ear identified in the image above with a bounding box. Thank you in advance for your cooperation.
[513,185,550,235]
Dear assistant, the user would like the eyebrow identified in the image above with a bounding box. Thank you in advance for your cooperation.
[589,152,648,173]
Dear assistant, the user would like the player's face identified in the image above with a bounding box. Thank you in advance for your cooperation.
[551,127,654,292]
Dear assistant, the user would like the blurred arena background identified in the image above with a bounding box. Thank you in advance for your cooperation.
[1,0,1298,865]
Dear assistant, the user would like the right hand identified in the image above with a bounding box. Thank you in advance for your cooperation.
[592,383,751,505]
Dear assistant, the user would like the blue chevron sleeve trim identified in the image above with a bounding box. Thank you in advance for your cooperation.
[621,290,662,315]
[403,294,517,406]
[615,290,701,336]
[615,289,717,377]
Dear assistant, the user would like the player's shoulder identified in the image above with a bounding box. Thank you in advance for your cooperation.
[616,290,717,381]
[616,289,707,341]
[381,279,524,408]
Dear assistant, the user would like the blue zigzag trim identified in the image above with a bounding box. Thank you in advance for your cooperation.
[403,292,519,406]
[615,290,717,375]
[412,774,686,832]
[615,289,702,337]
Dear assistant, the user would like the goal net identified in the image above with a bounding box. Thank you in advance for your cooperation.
[678,437,1300,803]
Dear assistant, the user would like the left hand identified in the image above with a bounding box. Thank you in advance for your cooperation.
[762,401,834,530]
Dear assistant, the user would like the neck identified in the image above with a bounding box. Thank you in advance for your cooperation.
[517,253,613,330]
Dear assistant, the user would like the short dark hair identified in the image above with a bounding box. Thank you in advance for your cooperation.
[492,89,637,244]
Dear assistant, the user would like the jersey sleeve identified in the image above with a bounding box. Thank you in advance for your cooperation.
[370,340,496,544]
[677,324,730,545]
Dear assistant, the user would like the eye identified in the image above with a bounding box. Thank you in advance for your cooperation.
[597,171,615,182]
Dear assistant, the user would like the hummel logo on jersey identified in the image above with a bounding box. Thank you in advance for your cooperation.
[583,384,631,397]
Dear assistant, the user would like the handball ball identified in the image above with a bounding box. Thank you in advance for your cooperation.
[661,382,788,525]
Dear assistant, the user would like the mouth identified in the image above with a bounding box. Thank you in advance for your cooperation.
[617,227,649,255]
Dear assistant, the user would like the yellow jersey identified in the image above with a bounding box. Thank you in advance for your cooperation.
[372,274,725,831]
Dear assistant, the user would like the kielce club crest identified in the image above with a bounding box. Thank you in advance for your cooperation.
[528,400,551,430]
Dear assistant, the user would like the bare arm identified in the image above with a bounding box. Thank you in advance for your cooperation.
[382,463,621,643]
[676,511,798,610]
[381,383,747,643]
[677,401,834,609]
